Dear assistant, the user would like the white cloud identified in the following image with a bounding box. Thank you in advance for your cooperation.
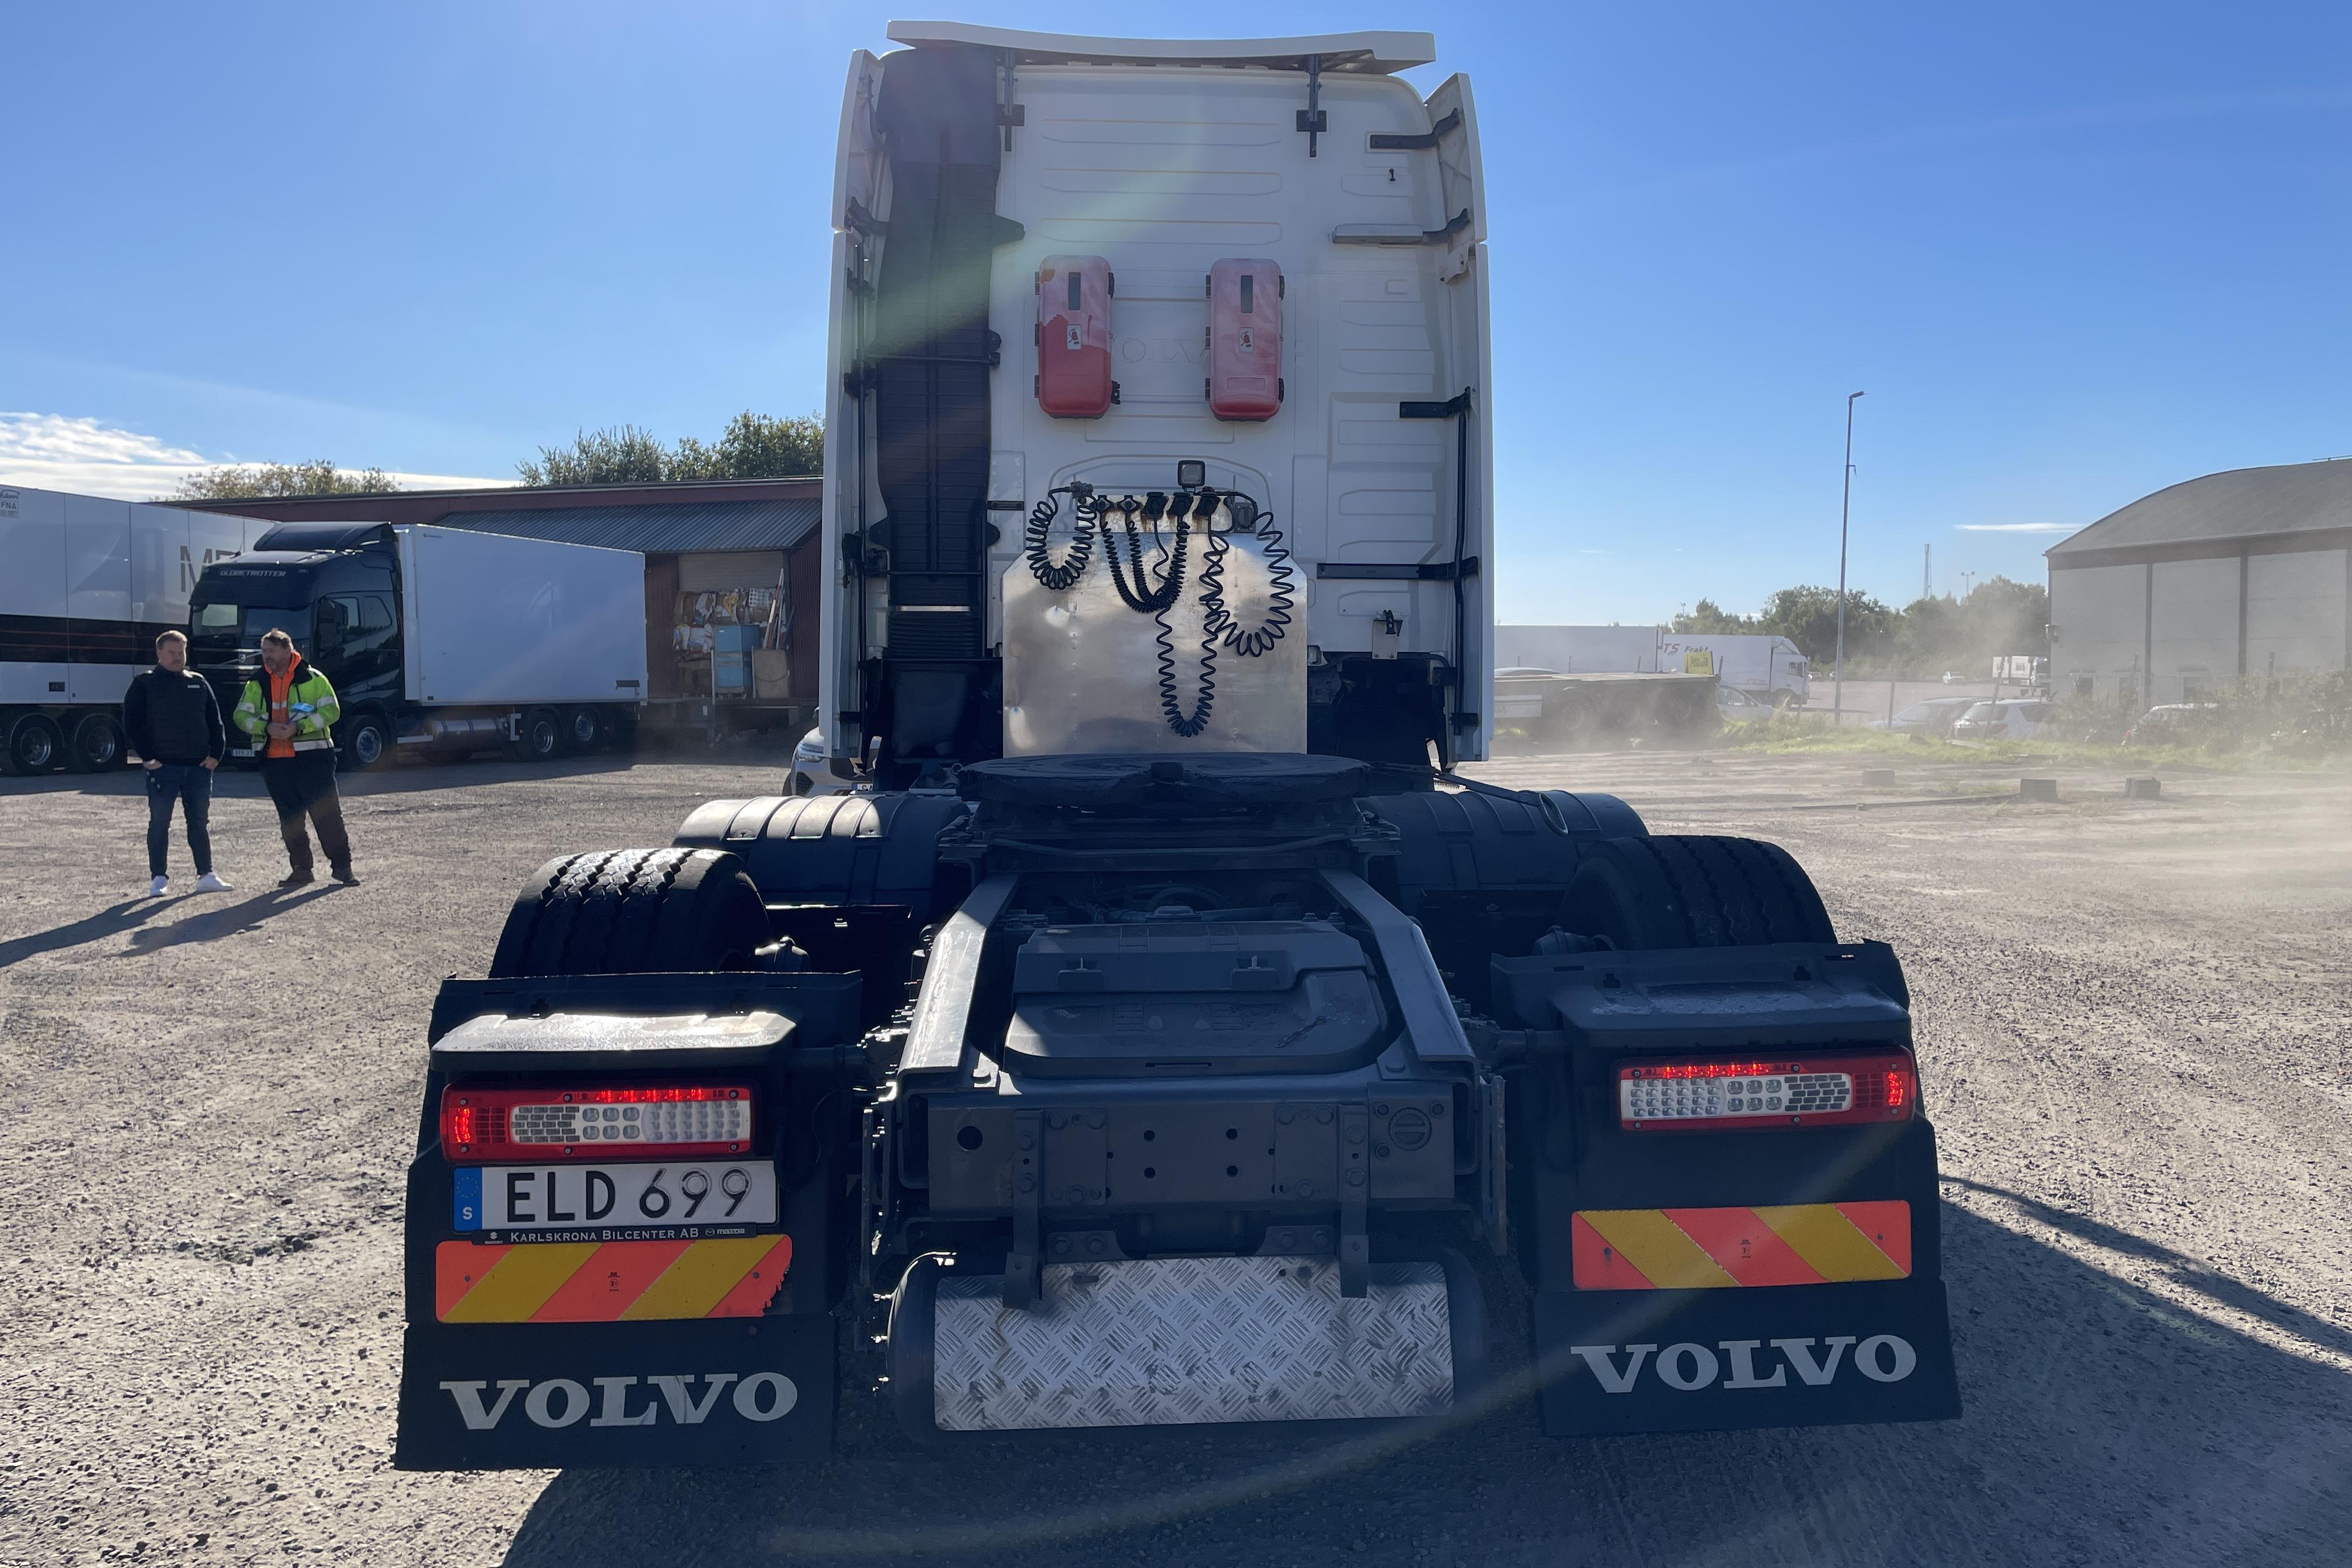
[1954,522,2076,534]
[0,411,515,501]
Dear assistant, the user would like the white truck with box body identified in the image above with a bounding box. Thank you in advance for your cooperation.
[188,521,650,767]
[0,484,268,774]
[396,25,1957,1471]
[1497,624,1811,707]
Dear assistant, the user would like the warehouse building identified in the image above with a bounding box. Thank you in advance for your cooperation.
[187,477,819,718]
[2046,459,2352,706]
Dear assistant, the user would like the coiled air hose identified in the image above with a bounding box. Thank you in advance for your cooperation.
[1022,484,1296,737]
[1021,485,1097,590]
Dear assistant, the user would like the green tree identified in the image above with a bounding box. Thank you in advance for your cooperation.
[173,460,398,500]
[1672,598,1759,635]
[1751,585,1896,663]
[517,411,823,486]
[1955,576,2049,660]
[516,425,670,486]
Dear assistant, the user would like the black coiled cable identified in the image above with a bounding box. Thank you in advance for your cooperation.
[1014,484,1295,737]
[1101,494,1189,614]
[1023,487,1096,590]
[1155,528,1222,737]
[1199,497,1296,658]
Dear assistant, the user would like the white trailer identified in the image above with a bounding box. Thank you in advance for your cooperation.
[0,484,268,774]
[1496,624,1811,707]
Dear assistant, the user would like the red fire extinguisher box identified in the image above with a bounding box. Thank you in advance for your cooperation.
[1035,254,1114,418]
[1207,258,1283,421]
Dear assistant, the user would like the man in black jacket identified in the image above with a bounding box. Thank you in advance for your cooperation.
[123,631,233,897]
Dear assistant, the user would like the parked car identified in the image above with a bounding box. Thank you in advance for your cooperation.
[788,726,855,796]
[1716,684,1773,719]
[1870,696,1980,737]
[1950,699,2056,741]
[2125,703,2221,746]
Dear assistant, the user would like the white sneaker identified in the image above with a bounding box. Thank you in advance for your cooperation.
[148,875,170,898]
[194,872,233,893]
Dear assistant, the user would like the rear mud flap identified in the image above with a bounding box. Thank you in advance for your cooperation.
[890,1252,1486,1434]
[1532,1280,1959,1436]
[394,1317,834,1470]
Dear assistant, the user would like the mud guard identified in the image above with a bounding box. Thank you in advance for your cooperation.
[396,1318,836,1469]
[394,972,862,1471]
[1533,1280,1960,1436]
[1498,939,1961,1437]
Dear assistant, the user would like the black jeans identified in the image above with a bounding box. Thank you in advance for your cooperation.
[145,763,214,877]
[260,751,352,875]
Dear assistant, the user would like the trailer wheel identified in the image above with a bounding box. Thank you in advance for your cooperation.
[507,707,562,764]
[4,713,62,776]
[559,705,601,754]
[66,711,126,772]
[488,847,773,977]
[1557,834,1835,950]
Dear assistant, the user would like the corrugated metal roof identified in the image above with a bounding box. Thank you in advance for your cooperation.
[430,499,820,555]
[2050,460,2352,558]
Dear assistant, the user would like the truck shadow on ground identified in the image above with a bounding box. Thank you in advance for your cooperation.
[498,1203,2351,1568]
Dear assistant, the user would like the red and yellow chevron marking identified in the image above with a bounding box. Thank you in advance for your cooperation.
[435,1236,792,1322]
[1572,1202,1910,1289]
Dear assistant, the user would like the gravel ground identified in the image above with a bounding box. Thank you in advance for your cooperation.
[2,747,2346,1567]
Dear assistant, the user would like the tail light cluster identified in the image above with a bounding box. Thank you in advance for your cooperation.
[440,1085,752,1161]
[1618,1053,1915,1132]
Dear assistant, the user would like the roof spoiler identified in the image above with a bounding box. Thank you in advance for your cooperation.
[250,521,397,553]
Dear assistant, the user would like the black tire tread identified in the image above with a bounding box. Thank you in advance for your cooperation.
[1561,833,1833,950]
[489,847,766,978]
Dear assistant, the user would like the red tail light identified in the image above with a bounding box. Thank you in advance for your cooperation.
[440,1084,752,1161]
[1618,1053,1916,1132]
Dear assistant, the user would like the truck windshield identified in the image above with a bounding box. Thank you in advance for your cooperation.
[191,604,301,647]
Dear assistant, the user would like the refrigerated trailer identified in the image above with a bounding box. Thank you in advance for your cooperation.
[0,484,268,775]
[188,522,654,767]
[396,24,1958,1469]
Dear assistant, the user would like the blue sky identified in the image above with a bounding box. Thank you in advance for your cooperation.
[4,1,2346,624]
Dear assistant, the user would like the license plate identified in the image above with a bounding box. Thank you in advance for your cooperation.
[454,1161,778,1240]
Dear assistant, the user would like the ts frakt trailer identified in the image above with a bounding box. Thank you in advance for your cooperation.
[396,24,1958,1467]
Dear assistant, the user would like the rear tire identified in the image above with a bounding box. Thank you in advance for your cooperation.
[66,711,125,772]
[507,706,562,764]
[489,847,772,977]
[560,705,601,755]
[1558,834,1835,950]
[4,714,63,776]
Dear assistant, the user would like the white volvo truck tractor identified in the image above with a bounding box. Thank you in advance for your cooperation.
[396,24,1958,1469]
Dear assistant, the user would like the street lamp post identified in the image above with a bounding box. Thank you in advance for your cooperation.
[1833,390,1864,724]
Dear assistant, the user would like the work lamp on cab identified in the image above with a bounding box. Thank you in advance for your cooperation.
[1618,1053,1915,1131]
[439,1084,752,1160]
